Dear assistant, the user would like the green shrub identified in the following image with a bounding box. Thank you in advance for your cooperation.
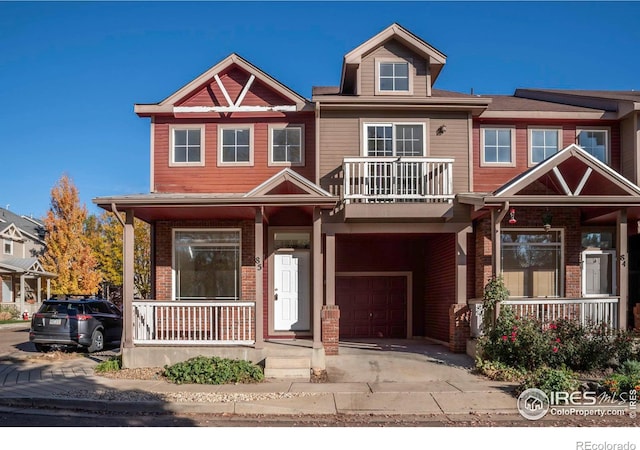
[481,276,510,333]
[602,360,640,395]
[475,358,525,382]
[163,356,264,385]
[0,305,19,321]
[517,366,579,397]
[95,355,122,373]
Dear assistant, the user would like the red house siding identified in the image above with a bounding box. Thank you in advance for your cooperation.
[153,114,316,193]
[473,120,621,193]
[424,234,456,342]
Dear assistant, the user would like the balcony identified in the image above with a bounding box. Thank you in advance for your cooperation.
[342,157,454,220]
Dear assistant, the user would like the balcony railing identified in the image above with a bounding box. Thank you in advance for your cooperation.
[343,157,454,203]
[469,297,619,337]
[132,301,255,345]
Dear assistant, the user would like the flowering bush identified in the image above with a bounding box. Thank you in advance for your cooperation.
[478,308,636,372]
[517,366,579,397]
[602,360,640,395]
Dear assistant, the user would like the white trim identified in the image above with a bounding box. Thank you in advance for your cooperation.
[169,124,205,167]
[217,124,254,167]
[234,74,255,107]
[575,127,610,165]
[213,73,234,107]
[150,118,155,192]
[174,105,297,113]
[480,126,516,167]
[552,167,572,195]
[268,123,305,167]
[528,127,563,166]
[362,122,426,157]
[574,167,593,196]
[172,228,242,302]
[2,238,12,256]
[581,249,617,297]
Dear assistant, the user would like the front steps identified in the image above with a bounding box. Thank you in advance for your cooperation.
[264,356,310,381]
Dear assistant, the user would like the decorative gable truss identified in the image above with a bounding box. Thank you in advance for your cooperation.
[135,54,310,116]
[0,223,25,243]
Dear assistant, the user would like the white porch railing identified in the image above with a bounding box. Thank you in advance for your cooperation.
[343,157,454,203]
[132,301,255,345]
[469,297,620,337]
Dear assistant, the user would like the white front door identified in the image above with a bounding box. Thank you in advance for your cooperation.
[274,251,310,331]
[582,250,616,296]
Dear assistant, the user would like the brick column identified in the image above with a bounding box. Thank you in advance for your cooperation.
[449,304,470,353]
[321,305,340,355]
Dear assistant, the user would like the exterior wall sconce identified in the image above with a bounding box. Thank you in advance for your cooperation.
[542,212,553,232]
[508,207,517,224]
[436,124,447,135]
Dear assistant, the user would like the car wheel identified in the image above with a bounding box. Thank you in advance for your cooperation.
[34,343,51,353]
[87,329,104,353]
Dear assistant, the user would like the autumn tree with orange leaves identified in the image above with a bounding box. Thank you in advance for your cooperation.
[42,175,101,295]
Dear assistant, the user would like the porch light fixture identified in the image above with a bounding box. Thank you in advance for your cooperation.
[508,207,517,224]
[542,212,553,232]
[436,124,447,135]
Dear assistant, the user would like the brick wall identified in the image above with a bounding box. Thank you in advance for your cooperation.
[424,234,456,342]
[321,305,340,355]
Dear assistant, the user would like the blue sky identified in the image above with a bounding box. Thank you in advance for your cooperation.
[1,1,639,220]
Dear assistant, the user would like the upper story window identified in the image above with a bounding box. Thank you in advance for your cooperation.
[375,59,412,95]
[269,125,304,166]
[365,123,424,157]
[577,129,609,164]
[170,126,204,166]
[529,128,561,165]
[218,125,253,166]
[481,127,515,166]
[3,239,12,255]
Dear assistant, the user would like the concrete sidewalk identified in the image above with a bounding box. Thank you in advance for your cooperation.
[0,337,520,417]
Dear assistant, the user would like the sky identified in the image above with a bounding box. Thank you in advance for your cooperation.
[1,1,640,221]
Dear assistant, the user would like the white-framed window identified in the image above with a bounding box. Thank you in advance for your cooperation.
[364,123,425,157]
[170,125,204,166]
[481,127,515,166]
[269,125,304,166]
[218,125,253,166]
[173,229,241,301]
[529,128,562,164]
[501,229,563,298]
[576,129,609,164]
[3,239,12,255]
[375,59,412,95]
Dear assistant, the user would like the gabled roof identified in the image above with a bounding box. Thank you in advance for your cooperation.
[0,256,55,277]
[245,168,333,198]
[135,53,310,115]
[0,223,24,241]
[459,144,640,207]
[340,23,447,93]
[0,207,45,244]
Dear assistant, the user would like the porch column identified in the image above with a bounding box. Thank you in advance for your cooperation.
[325,233,335,306]
[254,207,264,349]
[312,207,326,370]
[19,274,25,315]
[46,279,50,300]
[456,227,470,304]
[36,277,42,304]
[617,208,628,330]
[491,204,510,278]
[122,210,135,349]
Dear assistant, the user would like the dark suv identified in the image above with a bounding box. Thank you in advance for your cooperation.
[29,298,122,352]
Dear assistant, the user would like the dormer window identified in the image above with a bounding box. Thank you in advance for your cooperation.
[376,59,412,95]
[3,239,12,255]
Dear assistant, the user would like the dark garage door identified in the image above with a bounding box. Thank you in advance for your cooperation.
[336,276,407,338]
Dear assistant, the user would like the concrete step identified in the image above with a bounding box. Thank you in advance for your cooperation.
[264,357,311,380]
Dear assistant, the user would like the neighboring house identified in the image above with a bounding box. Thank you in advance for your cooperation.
[94,23,640,369]
[0,207,55,315]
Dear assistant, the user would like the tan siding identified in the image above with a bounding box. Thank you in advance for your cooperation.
[319,110,469,197]
[360,39,429,97]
